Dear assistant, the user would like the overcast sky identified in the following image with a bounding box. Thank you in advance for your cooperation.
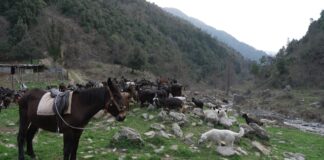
[146,0,324,54]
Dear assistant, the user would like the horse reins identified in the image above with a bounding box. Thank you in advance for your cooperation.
[54,86,124,130]
[104,86,126,112]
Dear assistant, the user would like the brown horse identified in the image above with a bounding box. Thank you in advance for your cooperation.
[17,78,127,160]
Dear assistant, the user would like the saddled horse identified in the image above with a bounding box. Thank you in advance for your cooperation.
[17,78,127,160]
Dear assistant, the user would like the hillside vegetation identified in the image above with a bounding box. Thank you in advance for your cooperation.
[0,0,247,85]
[164,8,268,61]
[250,11,324,88]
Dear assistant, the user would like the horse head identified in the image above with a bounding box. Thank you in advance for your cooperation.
[105,78,127,122]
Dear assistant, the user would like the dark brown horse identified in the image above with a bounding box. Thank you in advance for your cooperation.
[17,78,127,160]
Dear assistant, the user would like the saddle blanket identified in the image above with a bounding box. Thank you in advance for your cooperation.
[37,92,73,116]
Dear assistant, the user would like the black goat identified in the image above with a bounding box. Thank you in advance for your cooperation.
[192,97,204,108]
[242,113,263,126]
[154,97,183,111]
[138,89,156,107]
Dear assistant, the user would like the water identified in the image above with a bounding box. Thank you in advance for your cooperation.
[284,119,324,136]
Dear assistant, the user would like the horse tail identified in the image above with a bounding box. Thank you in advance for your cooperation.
[18,92,30,128]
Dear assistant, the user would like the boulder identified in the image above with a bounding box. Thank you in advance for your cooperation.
[112,127,143,145]
[169,111,188,126]
[204,109,219,125]
[216,146,237,156]
[158,130,171,139]
[249,123,270,140]
[283,85,292,92]
[172,123,183,138]
[241,123,270,140]
[144,131,156,138]
[205,102,217,109]
[283,152,305,160]
[252,141,270,155]
[184,133,194,145]
[94,110,106,119]
[192,108,205,118]
[219,117,233,128]
[158,110,169,121]
[150,123,165,131]
[147,104,156,110]
[142,113,149,120]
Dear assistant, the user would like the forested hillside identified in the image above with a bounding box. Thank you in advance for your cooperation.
[0,0,246,85]
[253,11,324,88]
[164,8,267,61]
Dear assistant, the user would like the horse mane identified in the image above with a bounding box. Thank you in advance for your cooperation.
[75,87,107,106]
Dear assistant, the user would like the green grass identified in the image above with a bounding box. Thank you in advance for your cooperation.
[1,105,324,160]
[1,83,324,159]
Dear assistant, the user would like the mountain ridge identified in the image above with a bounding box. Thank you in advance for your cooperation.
[164,7,268,61]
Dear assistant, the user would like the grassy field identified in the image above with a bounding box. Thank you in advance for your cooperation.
[1,81,324,159]
[1,104,324,160]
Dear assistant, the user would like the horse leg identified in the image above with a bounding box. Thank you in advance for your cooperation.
[63,132,73,160]
[17,108,29,160]
[26,124,39,159]
[70,130,83,160]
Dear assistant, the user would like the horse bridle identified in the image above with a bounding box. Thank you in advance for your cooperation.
[104,86,126,112]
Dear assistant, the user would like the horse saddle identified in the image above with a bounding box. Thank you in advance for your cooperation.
[37,90,73,116]
[50,89,70,116]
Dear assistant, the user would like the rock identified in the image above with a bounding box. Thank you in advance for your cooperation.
[107,117,116,123]
[219,117,233,128]
[194,91,199,95]
[192,108,205,118]
[252,141,270,155]
[216,146,237,156]
[149,115,155,120]
[158,110,169,121]
[144,131,156,138]
[310,102,321,108]
[113,127,143,145]
[207,122,214,127]
[142,113,149,119]
[283,152,305,160]
[241,123,270,140]
[284,85,292,92]
[5,144,15,148]
[154,146,164,153]
[172,123,183,138]
[148,104,156,110]
[83,155,94,159]
[132,108,140,112]
[170,145,178,151]
[249,123,270,140]
[94,110,106,119]
[205,102,217,109]
[150,123,165,131]
[197,120,203,125]
[204,109,219,125]
[184,133,194,145]
[260,119,277,125]
[241,124,255,138]
[169,111,188,126]
[236,147,248,156]
[233,94,245,105]
[158,130,170,139]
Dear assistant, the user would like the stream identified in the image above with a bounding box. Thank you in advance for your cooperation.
[245,109,324,136]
